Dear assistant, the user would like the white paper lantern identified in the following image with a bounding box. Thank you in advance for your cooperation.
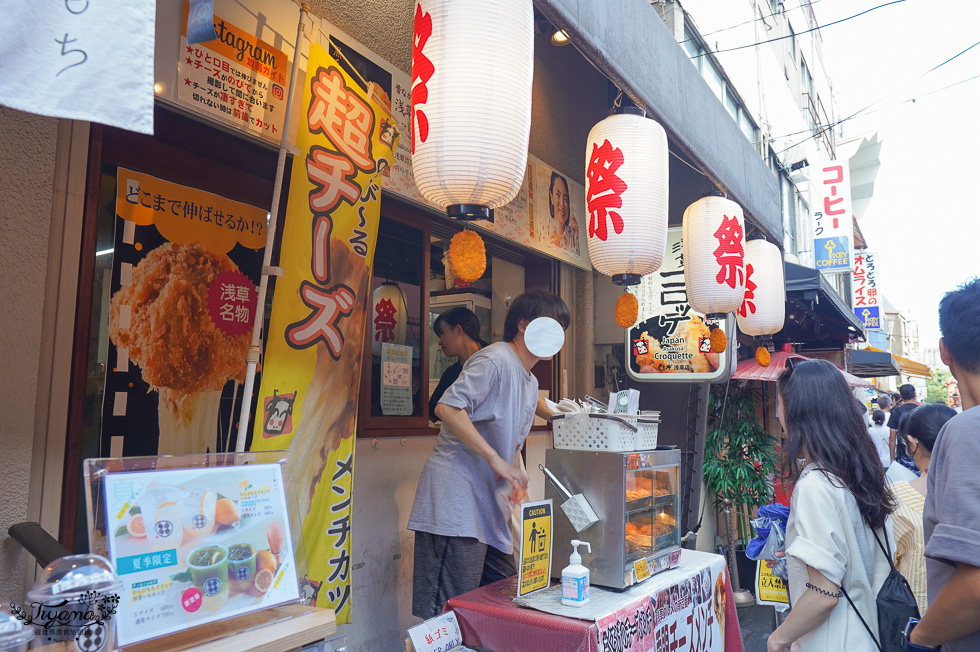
[410,0,533,220]
[371,282,408,356]
[736,239,785,337]
[683,193,747,316]
[585,108,668,285]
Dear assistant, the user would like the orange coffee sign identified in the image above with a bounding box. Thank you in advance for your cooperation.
[115,169,266,254]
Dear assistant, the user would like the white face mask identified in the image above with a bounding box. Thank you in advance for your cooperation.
[523,317,565,358]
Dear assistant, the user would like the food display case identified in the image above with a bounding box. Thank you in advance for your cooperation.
[544,448,681,589]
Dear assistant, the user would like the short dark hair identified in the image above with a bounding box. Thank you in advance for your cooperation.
[872,409,886,426]
[433,307,487,347]
[876,395,892,410]
[905,403,957,453]
[899,384,916,401]
[548,172,569,221]
[503,290,570,342]
[939,277,980,374]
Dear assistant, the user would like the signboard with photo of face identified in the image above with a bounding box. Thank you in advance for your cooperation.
[530,162,587,263]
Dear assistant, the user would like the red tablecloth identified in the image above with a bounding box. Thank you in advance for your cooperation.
[445,551,744,652]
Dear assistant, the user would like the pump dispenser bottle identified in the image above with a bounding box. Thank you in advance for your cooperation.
[561,539,592,607]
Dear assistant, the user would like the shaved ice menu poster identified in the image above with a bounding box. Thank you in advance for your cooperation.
[103,464,300,646]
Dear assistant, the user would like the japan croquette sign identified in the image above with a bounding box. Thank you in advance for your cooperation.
[252,42,398,624]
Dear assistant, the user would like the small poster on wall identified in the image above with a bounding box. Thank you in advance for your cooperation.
[102,463,300,646]
[380,343,413,416]
[530,162,584,259]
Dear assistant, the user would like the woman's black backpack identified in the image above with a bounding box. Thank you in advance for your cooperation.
[840,527,920,652]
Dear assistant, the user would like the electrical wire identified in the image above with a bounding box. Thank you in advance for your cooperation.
[682,0,828,45]
[767,36,980,161]
[690,0,907,59]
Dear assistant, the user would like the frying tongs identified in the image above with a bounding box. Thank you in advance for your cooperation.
[539,464,599,532]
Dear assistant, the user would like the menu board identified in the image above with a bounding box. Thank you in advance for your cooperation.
[103,464,300,646]
[626,227,732,382]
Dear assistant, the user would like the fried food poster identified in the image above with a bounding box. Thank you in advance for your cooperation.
[627,226,732,383]
[104,169,265,456]
[250,42,397,623]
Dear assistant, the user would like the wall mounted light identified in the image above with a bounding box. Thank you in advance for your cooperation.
[551,29,570,46]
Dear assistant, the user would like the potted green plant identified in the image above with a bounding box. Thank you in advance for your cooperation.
[703,382,778,591]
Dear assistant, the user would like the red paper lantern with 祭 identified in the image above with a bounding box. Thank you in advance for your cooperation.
[585,106,668,285]
[410,0,533,221]
[371,282,408,356]
[682,192,747,317]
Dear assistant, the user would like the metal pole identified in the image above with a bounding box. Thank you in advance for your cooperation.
[234,3,309,454]
[723,499,756,608]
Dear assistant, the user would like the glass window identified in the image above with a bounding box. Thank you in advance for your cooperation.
[724,88,739,121]
[739,110,756,143]
[789,24,796,61]
[781,173,796,255]
[682,28,701,71]
[704,62,724,102]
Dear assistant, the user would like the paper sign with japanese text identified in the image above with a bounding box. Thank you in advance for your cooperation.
[177,1,289,143]
[755,561,789,606]
[518,500,553,597]
[102,464,300,646]
[407,611,463,652]
[380,343,413,416]
[102,169,264,458]
[0,2,154,134]
[626,227,732,382]
[852,251,883,331]
[250,41,398,624]
[811,161,854,273]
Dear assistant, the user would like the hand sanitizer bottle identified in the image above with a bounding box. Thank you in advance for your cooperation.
[561,539,592,607]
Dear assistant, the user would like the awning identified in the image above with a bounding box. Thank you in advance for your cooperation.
[850,348,902,378]
[866,346,932,379]
[775,263,866,347]
[735,349,873,388]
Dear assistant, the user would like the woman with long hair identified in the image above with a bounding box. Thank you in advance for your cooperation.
[892,403,957,615]
[767,358,896,652]
[428,307,487,419]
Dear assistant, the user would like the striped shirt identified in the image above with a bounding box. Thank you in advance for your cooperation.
[891,480,927,614]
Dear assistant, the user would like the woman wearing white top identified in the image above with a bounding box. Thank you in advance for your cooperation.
[767,359,897,652]
[868,409,891,467]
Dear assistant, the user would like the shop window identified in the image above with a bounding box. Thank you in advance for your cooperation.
[358,202,557,437]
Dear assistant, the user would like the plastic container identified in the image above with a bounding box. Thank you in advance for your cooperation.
[561,539,592,607]
[634,411,661,450]
[25,553,121,651]
[0,606,33,652]
[552,413,638,451]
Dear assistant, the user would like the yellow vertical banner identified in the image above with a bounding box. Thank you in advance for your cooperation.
[252,42,398,623]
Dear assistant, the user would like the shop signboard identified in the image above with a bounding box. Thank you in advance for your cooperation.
[811,161,854,273]
[251,42,398,624]
[102,169,265,457]
[518,500,553,597]
[0,1,154,134]
[176,1,289,143]
[595,554,727,652]
[102,464,300,646]
[754,561,789,606]
[310,24,591,270]
[852,251,883,332]
[626,227,733,383]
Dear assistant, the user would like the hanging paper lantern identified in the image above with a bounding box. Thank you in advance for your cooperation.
[737,239,785,337]
[585,107,668,285]
[410,0,533,221]
[683,192,747,316]
[447,230,486,283]
[615,292,638,328]
[371,282,408,357]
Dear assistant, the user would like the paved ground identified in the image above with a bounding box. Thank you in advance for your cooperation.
[736,603,779,652]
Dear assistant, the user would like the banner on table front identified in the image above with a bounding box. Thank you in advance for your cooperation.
[251,42,398,624]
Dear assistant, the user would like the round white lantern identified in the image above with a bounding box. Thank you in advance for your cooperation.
[371,282,408,356]
[410,0,533,221]
[682,192,747,316]
[736,239,785,337]
[585,107,668,285]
